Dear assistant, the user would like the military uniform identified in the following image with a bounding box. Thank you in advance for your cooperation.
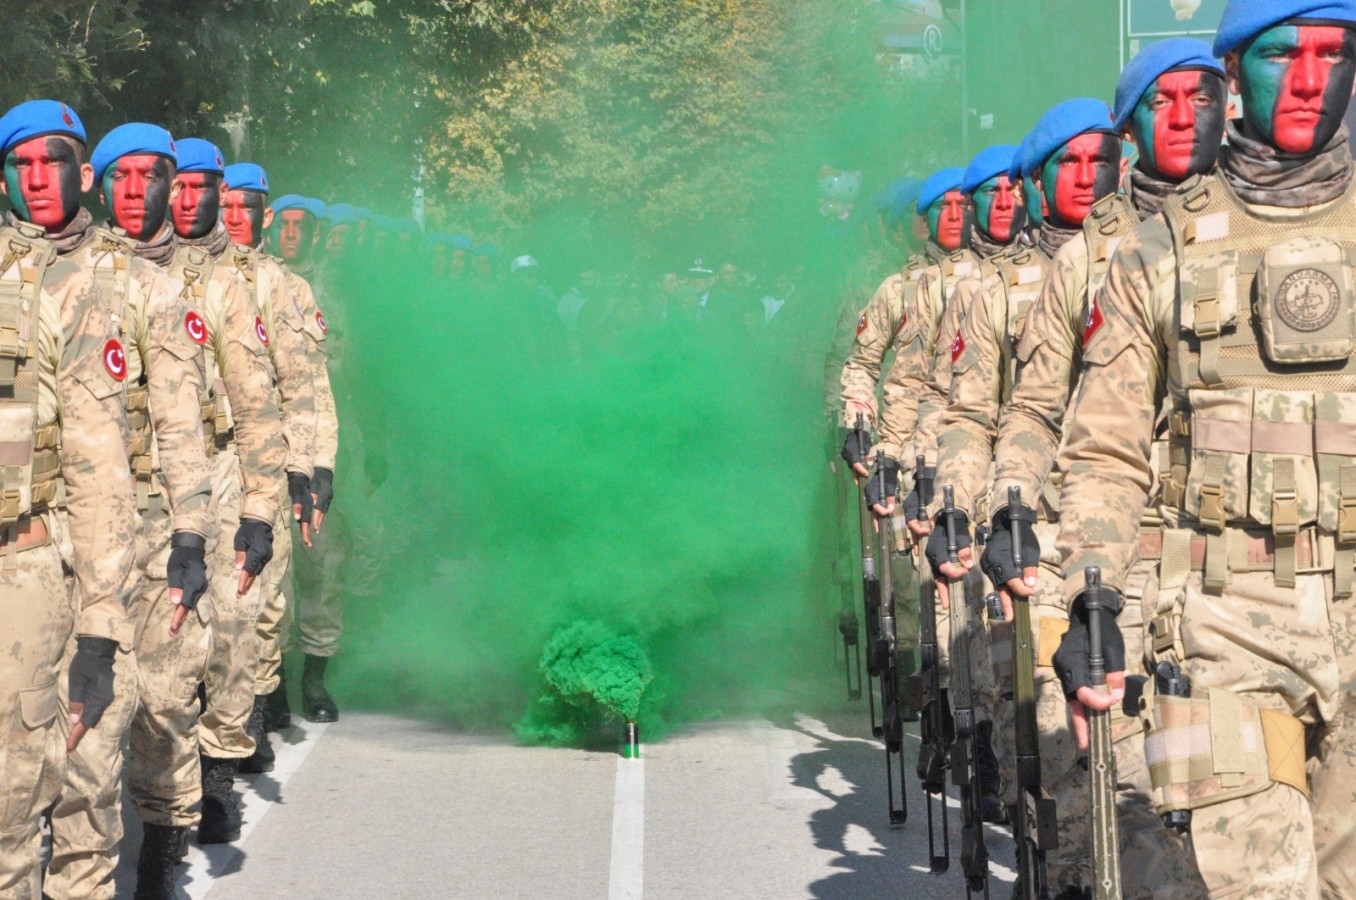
[0,223,137,897]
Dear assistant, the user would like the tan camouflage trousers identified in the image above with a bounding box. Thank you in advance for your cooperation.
[0,522,69,899]
[200,447,263,759]
[126,499,212,828]
[1156,566,1349,899]
[253,481,294,694]
[287,498,352,658]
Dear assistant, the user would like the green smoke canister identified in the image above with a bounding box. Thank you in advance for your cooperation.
[622,722,640,759]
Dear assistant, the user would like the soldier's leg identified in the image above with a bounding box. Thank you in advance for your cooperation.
[295,503,347,721]
[241,485,292,770]
[0,526,69,898]
[1310,571,1356,900]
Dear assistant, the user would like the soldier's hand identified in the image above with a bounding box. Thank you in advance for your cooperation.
[924,509,972,609]
[67,636,117,752]
[288,472,314,548]
[1052,590,1126,749]
[980,502,1041,622]
[233,517,274,597]
[841,429,871,478]
[865,456,900,517]
[166,531,208,636]
[310,466,334,533]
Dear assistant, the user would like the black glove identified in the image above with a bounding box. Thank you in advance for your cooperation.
[980,503,1041,589]
[841,429,870,469]
[68,636,118,729]
[288,471,314,528]
[311,466,335,513]
[902,465,937,524]
[924,506,971,573]
[864,456,900,510]
[233,518,274,576]
[166,531,208,610]
[1052,589,1126,701]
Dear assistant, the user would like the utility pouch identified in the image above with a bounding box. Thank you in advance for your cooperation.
[1256,239,1354,364]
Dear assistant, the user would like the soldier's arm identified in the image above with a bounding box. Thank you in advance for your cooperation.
[305,290,339,472]
[990,244,1084,519]
[934,276,1002,518]
[138,266,212,537]
[1056,224,1172,602]
[912,284,967,467]
[52,265,138,645]
[267,265,317,479]
[838,273,903,429]
[219,277,286,523]
[875,275,935,461]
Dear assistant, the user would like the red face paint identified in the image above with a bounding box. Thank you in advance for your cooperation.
[936,190,968,251]
[172,172,221,239]
[107,153,173,242]
[1041,132,1121,228]
[1139,70,1227,180]
[221,188,266,246]
[4,136,83,232]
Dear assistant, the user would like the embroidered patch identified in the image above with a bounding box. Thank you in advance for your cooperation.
[950,329,965,362]
[185,310,208,345]
[255,316,269,345]
[1084,296,1105,346]
[104,339,126,381]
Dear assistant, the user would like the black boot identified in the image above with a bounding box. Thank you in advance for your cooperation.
[198,755,241,844]
[976,719,1009,825]
[134,823,188,899]
[264,667,291,731]
[302,654,339,723]
[238,695,276,774]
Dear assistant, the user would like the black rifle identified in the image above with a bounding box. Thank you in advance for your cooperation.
[906,455,949,870]
[943,485,990,898]
[852,414,883,737]
[874,464,908,826]
[1008,488,1055,899]
[1085,567,1123,900]
[834,444,863,702]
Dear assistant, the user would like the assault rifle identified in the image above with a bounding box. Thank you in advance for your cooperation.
[1085,567,1122,900]
[874,464,908,826]
[852,413,883,737]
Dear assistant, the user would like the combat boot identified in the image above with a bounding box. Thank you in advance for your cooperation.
[238,695,275,774]
[198,755,241,844]
[264,667,291,731]
[302,653,339,722]
[134,823,187,899]
[976,719,1008,825]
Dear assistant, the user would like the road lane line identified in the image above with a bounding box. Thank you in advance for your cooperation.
[607,755,645,900]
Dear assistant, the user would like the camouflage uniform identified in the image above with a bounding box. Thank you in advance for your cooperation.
[990,192,1204,898]
[1057,157,1356,896]
[44,223,213,899]
[0,222,137,897]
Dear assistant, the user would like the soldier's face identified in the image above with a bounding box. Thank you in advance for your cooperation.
[3,136,90,232]
[1236,23,1356,154]
[972,174,1024,243]
[1021,172,1044,226]
[1130,69,1227,180]
[172,172,222,239]
[221,188,267,247]
[275,209,317,263]
[1038,132,1120,228]
[105,153,175,241]
[327,223,350,259]
[927,190,971,251]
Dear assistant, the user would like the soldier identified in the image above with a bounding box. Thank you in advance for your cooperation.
[981,41,1227,900]
[0,99,139,898]
[1053,1,1356,895]
[170,137,286,846]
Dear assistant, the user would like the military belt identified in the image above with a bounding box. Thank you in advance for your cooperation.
[1138,526,1326,573]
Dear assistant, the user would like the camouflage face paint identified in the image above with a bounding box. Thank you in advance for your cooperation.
[1130,68,1227,180]
[275,209,318,264]
[172,171,222,239]
[926,189,972,251]
[1240,22,1356,154]
[222,188,267,247]
[105,153,174,242]
[972,174,1025,243]
[5,136,83,232]
[1022,171,1044,227]
[1040,132,1121,228]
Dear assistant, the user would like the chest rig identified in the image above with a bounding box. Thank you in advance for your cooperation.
[169,244,226,451]
[1162,170,1356,592]
[988,247,1050,407]
[0,225,60,524]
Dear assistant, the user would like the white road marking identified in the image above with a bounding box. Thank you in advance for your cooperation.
[186,720,331,899]
[607,754,645,900]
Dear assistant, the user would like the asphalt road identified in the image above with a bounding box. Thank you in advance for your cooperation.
[108,706,1018,899]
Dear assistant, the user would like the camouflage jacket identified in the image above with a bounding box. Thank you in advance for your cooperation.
[285,260,338,470]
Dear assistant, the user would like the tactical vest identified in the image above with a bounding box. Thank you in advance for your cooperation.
[987,247,1050,407]
[169,244,227,449]
[0,224,61,524]
[226,244,283,392]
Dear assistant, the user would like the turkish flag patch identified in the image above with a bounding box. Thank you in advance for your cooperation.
[104,339,126,381]
[184,310,208,345]
[895,312,908,335]
[950,329,965,363]
[856,312,868,336]
[1083,296,1104,346]
[255,316,269,346]
[316,310,328,335]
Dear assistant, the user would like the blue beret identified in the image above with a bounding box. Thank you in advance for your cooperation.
[89,123,176,183]
[272,194,328,219]
[1112,38,1224,130]
[886,179,923,228]
[916,167,967,213]
[1010,132,1036,180]
[962,145,1020,194]
[451,234,474,250]
[372,214,394,230]
[325,202,356,225]
[1022,98,1116,176]
[0,100,85,157]
[174,138,225,175]
[223,162,269,193]
[873,177,916,211]
[474,243,498,257]
[354,206,374,221]
[1215,0,1356,56]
